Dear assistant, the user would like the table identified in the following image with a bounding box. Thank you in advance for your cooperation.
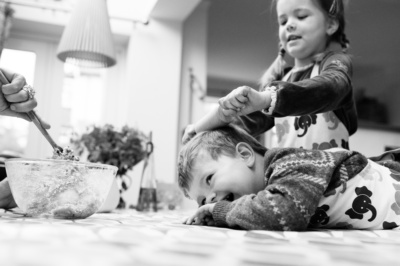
[1,208,400,266]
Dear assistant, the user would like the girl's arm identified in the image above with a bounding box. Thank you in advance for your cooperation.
[193,104,233,133]
[182,105,231,144]
[268,52,354,117]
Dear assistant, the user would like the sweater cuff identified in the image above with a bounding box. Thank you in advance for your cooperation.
[261,86,277,115]
[212,201,231,227]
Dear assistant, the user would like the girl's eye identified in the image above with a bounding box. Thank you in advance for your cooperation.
[279,19,287,26]
[298,15,308,20]
[206,175,213,185]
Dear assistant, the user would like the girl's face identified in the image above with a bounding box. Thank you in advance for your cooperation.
[277,0,334,67]
[187,149,264,207]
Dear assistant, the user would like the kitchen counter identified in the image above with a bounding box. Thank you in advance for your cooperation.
[1,208,400,266]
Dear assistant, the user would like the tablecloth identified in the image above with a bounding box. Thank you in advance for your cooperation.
[1,208,400,266]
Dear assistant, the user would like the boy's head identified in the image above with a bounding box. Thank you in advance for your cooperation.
[178,125,267,206]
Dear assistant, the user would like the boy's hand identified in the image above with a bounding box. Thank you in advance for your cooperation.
[218,86,272,117]
[0,178,17,209]
[183,203,216,226]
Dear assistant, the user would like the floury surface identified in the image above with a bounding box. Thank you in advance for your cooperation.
[1,208,400,266]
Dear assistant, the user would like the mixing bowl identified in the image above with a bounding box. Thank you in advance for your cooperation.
[5,158,118,219]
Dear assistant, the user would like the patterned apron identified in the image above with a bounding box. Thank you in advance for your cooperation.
[272,64,349,150]
[309,154,400,230]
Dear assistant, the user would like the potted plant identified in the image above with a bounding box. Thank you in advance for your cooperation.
[71,124,147,208]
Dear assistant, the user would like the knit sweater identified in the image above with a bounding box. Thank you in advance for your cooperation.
[212,147,368,231]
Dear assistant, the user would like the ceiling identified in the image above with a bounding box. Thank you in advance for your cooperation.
[4,0,201,43]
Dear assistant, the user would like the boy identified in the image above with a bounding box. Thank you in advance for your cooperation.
[178,125,400,231]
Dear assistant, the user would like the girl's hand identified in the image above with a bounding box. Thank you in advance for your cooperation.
[183,203,216,226]
[218,86,272,117]
[182,124,196,144]
[0,178,17,209]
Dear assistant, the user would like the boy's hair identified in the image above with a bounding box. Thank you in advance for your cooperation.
[260,0,349,89]
[177,125,267,198]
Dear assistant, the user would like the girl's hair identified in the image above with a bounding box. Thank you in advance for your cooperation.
[177,125,267,198]
[260,0,349,89]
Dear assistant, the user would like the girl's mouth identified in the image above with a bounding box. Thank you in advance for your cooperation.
[287,35,301,42]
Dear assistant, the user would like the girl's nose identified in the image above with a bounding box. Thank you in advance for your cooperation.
[206,193,216,204]
[286,22,296,32]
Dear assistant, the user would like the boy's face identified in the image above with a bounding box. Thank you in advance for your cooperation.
[187,146,265,207]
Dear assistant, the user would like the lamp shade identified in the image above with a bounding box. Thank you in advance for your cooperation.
[57,0,116,68]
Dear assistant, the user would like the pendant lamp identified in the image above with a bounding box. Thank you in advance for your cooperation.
[57,0,116,68]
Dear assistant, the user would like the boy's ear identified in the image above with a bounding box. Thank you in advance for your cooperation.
[326,18,339,36]
[236,142,255,168]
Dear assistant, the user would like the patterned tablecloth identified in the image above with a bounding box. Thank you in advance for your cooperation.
[1,208,400,266]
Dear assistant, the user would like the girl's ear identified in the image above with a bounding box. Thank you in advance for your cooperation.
[236,142,255,168]
[326,18,339,36]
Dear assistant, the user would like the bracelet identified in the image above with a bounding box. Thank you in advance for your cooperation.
[261,86,277,115]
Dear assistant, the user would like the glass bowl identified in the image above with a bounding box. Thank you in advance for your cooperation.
[5,158,118,219]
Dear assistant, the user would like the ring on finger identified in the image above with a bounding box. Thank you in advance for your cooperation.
[22,84,36,100]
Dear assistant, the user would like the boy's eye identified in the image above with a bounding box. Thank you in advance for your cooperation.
[206,174,213,185]
[298,15,307,20]
[201,198,206,206]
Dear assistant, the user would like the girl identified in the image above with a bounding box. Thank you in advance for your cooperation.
[183,0,357,151]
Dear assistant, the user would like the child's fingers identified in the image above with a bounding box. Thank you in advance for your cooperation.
[193,217,203,225]
[220,107,238,117]
[218,97,244,111]
[184,214,197,225]
[237,86,251,97]
[182,217,190,224]
[234,91,248,104]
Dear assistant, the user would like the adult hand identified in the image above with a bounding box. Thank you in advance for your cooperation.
[183,203,216,226]
[0,68,50,129]
[0,178,17,209]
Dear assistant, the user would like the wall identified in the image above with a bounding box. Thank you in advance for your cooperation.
[350,128,400,157]
[178,1,210,131]
[207,0,274,94]
[124,20,182,184]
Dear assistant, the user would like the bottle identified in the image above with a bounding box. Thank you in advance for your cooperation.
[136,132,157,212]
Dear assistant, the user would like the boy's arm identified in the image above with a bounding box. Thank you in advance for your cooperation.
[212,177,325,231]
[212,148,358,231]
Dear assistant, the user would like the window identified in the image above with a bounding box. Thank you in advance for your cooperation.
[58,64,107,146]
[0,48,36,156]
